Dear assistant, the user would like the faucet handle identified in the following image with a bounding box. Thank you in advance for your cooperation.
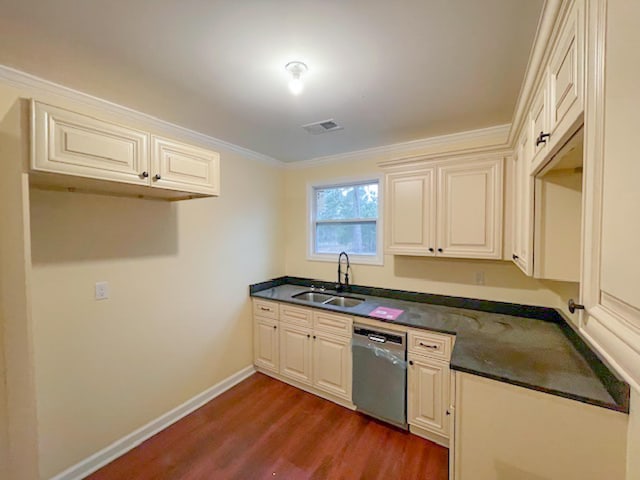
[310,284,315,291]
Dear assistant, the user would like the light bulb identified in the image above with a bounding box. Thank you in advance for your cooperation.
[289,76,304,95]
[285,61,308,96]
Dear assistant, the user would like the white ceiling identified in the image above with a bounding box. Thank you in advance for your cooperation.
[0,0,543,162]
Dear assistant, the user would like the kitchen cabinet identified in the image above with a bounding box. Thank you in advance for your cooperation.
[511,128,534,275]
[254,316,279,373]
[279,323,313,385]
[547,0,584,149]
[253,300,353,405]
[30,100,220,199]
[313,331,351,400]
[408,354,450,442]
[151,135,220,196]
[453,372,627,480]
[385,168,437,255]
[530,0,585,174]
[383,155,503,260]
[406,329,454,447]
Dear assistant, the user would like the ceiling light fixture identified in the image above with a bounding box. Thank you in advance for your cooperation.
[285,61,308,95]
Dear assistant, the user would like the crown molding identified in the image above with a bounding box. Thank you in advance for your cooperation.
[286,123,511,170]
[0,64,284,168]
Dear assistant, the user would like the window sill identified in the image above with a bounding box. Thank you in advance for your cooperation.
[306,253,384,266]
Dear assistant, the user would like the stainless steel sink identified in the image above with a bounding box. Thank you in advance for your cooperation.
[292,291,334,303]
[324,296,365,308]
[292,291,365,308]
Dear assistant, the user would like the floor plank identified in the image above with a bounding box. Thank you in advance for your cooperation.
[87,373,448,480]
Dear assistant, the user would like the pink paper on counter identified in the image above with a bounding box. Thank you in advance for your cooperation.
[369,306,404,320]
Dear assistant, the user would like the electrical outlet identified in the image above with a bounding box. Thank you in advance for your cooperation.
[95,281,109,300]
[474,272,485,285]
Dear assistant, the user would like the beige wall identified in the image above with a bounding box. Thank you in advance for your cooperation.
[0,82,285,478]
[284,153,578,311]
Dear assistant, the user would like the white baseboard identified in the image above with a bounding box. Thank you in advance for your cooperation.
[50,365,256,480]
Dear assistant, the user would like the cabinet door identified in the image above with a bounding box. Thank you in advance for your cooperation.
[436,158,503,259]
[279,323,313,385]
[548,0,584,143]
[512,130,533,275]
[31,101,150,185]
[254,317,279,373]
[313,332,352,401]
[151,136,220,195]
[408,355,450,437]
[384,168,437,255]
[530,82,550,172]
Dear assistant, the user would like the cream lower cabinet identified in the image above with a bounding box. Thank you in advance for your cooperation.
[407,329,454,447]
[408,355,450,438]
[279,323,313,385]
[453,373,627,480]
[253,300,353,405]
[30,100,220,199]
[254,316,279,373]
[383,155,503,260]
[313,331,351,400]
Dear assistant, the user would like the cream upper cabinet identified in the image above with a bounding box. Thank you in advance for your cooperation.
[254,317,279,373]
[437,158,503,259]
[408,354,451,440]
[529,82,550,172]
[548,0,585,147]
[312,331,352,401]
[512,129,534,275]
[151,135,220,196]
[530,0,585,174]
[384,156,503,260]
[385,168,437,256]
[31,101,150,185]
[279,323,313,385]
[30,101,220,200]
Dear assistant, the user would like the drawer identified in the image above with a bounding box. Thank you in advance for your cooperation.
[253,299,279,320]
[280,304,313,327]
[313,311,353,337]
[408,330,453,360]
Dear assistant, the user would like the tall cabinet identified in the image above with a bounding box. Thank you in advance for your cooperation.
[384,154,504,260]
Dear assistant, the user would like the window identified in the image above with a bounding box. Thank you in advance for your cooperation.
[308,178,382,265]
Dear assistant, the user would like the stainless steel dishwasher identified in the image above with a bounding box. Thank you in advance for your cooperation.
[352,324,407,429]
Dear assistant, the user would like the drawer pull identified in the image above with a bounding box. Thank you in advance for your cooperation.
[419,342,438,349]
[260,307,271,311]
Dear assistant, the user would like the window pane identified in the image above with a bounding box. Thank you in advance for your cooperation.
[315,222,377,255]
[316,182,378,221]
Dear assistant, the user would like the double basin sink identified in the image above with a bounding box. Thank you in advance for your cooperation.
[292,290,365,308]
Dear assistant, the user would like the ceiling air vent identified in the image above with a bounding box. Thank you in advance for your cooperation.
[302,119,344,135]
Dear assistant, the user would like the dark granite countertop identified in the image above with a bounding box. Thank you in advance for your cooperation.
[250,277,629,413]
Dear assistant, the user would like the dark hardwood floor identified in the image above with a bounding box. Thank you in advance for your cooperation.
[87,373,448,480]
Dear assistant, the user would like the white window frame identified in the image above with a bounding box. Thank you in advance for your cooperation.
[306,175,383,266]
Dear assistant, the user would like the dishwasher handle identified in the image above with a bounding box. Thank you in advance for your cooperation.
[368,334,387,343]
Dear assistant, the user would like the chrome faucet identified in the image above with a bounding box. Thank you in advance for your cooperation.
[337,251,351,292]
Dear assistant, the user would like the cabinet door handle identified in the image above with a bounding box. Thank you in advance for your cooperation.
[512,254,519,260]
[307,334,311,338]
[419,342,438,349]
[153,174,162,181]
[140,171,149,178]
[437,248,443,253]
[568,299,585,314]
[409,360,414,366]
[446,410,451,416]
[273,325,277,330]
[313,335,316,339]
[536,131,551,146]
[428,248,434,253]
